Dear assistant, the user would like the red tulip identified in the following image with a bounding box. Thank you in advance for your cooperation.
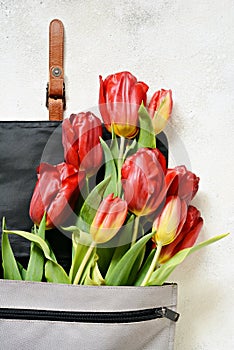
[148,89,173,135]
[99,71,149,138]
[29,162,85,229]
[159,205,203,263]
[62,112,103,177]
[90,193,128,244]
[121,148,167,216]
[153,196,187,246]
[165,165,200,203]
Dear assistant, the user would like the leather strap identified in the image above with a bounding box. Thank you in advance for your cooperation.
[47,19,65,121]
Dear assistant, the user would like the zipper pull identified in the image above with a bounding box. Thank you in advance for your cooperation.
[157,307,180,322]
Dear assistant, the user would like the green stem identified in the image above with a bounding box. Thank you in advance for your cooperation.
[131,216,140,247]
[85,176,90,195]
[141,242,162,286]
[111,125,115,140]
[117,136,125,196]
[73,242,95,285]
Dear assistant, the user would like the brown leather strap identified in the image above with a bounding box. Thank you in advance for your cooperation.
[47,19,65,121]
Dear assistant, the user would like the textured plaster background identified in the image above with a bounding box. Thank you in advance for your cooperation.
[0,1,234,349]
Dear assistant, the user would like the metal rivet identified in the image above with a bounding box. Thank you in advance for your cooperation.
[52,67,62,77]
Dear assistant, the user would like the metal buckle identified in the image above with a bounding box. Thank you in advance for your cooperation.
[46,82,66,110]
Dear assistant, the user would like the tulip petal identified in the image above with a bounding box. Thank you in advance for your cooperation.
[122,148,167,216]
[178,218,203,251]
[90,194,128,244]
[62,112,103,176]
[159,205,202,263]
[62,119,79,169]
[165,166,200,203]
[30,162,83,229]
[154,197,182,246]
[148,89,173,135]
[99,71,148,138]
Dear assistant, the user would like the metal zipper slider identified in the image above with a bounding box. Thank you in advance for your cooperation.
[157,307,180,322]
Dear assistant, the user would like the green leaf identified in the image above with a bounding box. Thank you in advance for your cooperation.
[105,231,155,286]
[4,230,51,258]
[25,213,46,282]
[96,246,115,277]
[62,226,81,233]
[1,218,22,280]
[127,245,146,285]
[91,261,105,285]
[79,248,96,285]
[134,249,155,286]
[105,216,134,280]
[70,244,89,282]
[69,240,90,283]
[100,137,118,197]
[4,229,70,284]
[83,255,105,286]
[45,240,58,262]
[148,233,229,286]
[110,134,119,165]
[76,175,112,232]
[137,103,156,149]
[45,260,70,284]
[17,261,27,280]
[123,139,138,159]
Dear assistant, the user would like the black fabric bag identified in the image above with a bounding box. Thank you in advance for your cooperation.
[0,19,69,275]
[0,120,168,276]
[0,121,67,271]
[0,121,168,266]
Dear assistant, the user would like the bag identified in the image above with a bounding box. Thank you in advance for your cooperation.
[0,19,169,276]
[0,20,71,274]
[0,19,175,350]
[0,280,178,350]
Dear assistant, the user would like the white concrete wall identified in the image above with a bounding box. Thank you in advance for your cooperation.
[1,1,233,349]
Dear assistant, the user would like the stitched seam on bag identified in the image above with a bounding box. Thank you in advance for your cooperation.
[168,285,177,349]
[0,318,162,326]
[0,280,176,292]
[0,122,61,128]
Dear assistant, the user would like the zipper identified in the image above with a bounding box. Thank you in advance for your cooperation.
[0,307,179,323]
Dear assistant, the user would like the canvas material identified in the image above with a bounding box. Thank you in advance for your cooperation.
[0,280,177,350]
[0,121,66,259]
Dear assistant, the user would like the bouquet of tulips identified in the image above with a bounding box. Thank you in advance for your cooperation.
[1,71,227,286]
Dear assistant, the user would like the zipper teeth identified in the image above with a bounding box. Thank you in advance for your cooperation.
[0,308,163,324]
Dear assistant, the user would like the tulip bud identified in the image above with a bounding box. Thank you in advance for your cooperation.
[165,165,200,203]
[121,148,167,216]
[148,89,173,135]
[153,196,187,246]
[90,193,128,244]
[159,206,203,263]
[99,71,148,138]
[29,162,85,229]
[62,112,103,177]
